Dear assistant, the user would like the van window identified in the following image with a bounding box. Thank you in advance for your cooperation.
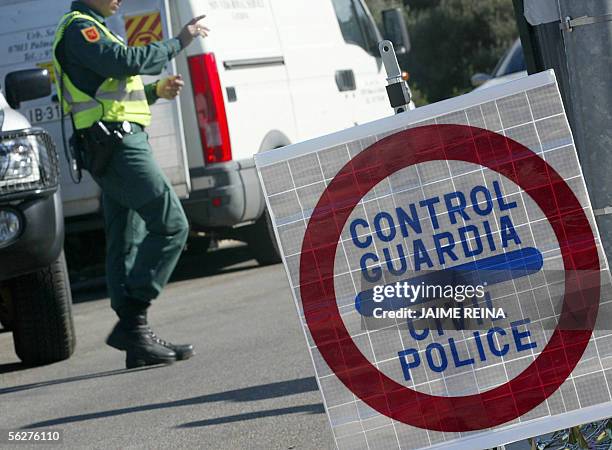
[332,0,367,50]
[332,0,378,55]
[353,0,379,54]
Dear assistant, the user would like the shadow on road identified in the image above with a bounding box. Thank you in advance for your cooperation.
[72,243,260,304]
[171,244,260,283]
[20,377,321,429]
[0,365,163,392]
[177,403,325,428]
[0,362,25,375]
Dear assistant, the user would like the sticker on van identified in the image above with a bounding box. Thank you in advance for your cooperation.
[124,11,163,47]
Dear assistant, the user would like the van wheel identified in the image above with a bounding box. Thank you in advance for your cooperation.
[10,251,76,366]
[245,210,282,266]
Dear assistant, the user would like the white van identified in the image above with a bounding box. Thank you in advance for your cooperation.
[0,0,410,264]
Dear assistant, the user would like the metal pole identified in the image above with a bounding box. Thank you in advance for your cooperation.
[556,0,612,269]
[514,0,612,268]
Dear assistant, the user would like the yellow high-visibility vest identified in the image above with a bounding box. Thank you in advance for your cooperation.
[52,11,152,129]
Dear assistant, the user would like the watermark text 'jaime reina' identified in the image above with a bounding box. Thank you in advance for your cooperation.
[371,281,506,320]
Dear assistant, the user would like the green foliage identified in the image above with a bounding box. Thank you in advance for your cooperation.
[366,0,518,103]
[404,0,441,11]
[408,85,429,107]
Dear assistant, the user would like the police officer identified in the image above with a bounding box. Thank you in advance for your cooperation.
[52,0,209,369]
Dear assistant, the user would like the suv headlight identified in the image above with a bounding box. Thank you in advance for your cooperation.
[0,129,58,196]
[0,136,41,187]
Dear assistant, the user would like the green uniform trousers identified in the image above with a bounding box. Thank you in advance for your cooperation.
[84,125,189,312]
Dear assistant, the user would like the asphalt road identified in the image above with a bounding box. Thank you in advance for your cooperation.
[0,244,334,449]
[0,242,551,450]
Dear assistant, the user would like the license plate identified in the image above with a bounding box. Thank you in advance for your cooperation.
[24,104,62,125]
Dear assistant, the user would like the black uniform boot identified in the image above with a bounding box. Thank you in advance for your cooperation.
[106,303,176,369]
[148,331,195,361]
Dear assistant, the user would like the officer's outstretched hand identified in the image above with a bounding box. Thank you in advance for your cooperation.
[177,15,209,49]
[156,75,185,100]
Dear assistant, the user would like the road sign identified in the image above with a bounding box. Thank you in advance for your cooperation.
[124,11,163,47]
[255,70,612,450]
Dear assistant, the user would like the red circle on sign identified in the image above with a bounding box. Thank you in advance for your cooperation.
[299,124,600,432]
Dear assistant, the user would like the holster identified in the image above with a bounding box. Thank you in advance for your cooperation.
[76,122,122,177]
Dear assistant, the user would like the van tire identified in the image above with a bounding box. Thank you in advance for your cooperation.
[245,210,282,266]
[10,251,76,366]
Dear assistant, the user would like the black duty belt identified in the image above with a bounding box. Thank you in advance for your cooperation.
[76,121,143,177]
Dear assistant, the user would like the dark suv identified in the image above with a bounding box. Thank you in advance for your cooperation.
[0,69,75,366]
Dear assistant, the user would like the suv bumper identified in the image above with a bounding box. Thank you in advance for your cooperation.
[183,159,265,230]
[0,190,64,282]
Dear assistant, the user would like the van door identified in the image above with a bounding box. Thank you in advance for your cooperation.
[331,0,390,125]
[0,0,190,218]
[270,0,359,140]
[174,0,296,164]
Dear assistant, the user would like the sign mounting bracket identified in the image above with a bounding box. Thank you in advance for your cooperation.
[378,40,412,114]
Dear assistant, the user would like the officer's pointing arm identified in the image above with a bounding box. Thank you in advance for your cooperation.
[64,16,209,80]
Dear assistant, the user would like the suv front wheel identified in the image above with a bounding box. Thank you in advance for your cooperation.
[9,251,76,366]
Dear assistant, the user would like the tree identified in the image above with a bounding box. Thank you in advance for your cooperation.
[366,0,517,104]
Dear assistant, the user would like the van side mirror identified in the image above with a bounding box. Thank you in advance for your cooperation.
[382,8,410,55]
[4,69,51,109]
